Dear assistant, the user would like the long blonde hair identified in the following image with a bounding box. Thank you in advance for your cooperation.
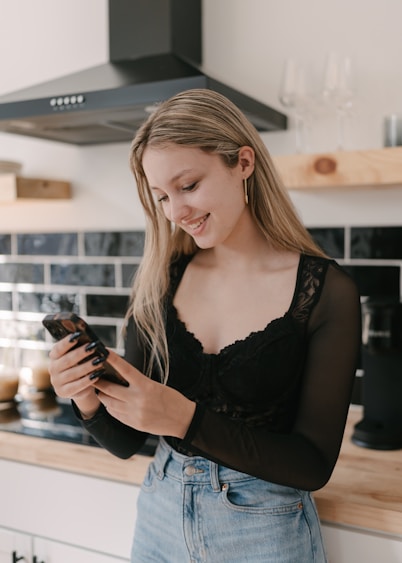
[128,89,325,380]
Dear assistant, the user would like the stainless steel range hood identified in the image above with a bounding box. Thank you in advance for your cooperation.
[0,0,287,145]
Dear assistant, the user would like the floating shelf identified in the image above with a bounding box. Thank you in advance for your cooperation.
[0,174,72,202]
[272,147,402,190]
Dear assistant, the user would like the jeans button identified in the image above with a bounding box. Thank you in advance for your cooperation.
[184,465,196,476]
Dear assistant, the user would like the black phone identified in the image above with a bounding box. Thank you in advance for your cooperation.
[42,312,128,386]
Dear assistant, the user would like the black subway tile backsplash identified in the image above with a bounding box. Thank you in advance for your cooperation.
[122,263,138,287]
[91,324,119,348]
[50,264,115,287]
[343,265,400,299]
[0,235,11,254]
[0,227,401,408]
[351,227,402,259]
[308,227,345,258]
[18,233,78,256]
[86,294,129,317]
[18,292,80,314]
[18,320,46,341]
[0,292,12,310]
[0,263,44,283]
[84,231,145,257]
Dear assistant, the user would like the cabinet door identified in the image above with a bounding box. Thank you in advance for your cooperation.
[0,459,137,559]
[322,524,402,563]
[34,537,129,563]
[0,528,31,563]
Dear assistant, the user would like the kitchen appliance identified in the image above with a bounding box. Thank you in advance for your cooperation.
[384,114,402,147]
[352,299,402,449]
[0,0,287,145]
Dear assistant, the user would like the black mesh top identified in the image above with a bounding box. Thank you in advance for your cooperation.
[80,253,361,491]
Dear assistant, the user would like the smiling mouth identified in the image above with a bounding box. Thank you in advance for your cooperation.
[186,214,210,231]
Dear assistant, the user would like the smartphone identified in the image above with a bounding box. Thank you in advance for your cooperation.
[42,312,128,386]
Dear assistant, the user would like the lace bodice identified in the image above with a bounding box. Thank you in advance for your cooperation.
[166,254,327,431]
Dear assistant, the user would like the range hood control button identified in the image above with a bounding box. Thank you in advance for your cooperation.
[49,94,85,110]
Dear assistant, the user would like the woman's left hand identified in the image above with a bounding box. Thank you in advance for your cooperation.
[92,350,196,439]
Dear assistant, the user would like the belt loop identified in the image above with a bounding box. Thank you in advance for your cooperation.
[155,437,171,480]
[209,461,220,492]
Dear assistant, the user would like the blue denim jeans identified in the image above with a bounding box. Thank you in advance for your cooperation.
[131,438,327,562]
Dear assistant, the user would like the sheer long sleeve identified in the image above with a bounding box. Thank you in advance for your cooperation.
[179,264,361,491]
[76,319,150,459]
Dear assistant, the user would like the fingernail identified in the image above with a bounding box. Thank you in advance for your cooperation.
[89,369,104,380]
[92,356,105,366]
[85,341,99,352]
[69,331,82,342]
[97,343,109,357]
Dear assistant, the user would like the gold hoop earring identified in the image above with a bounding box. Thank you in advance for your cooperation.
[243,178,249,205]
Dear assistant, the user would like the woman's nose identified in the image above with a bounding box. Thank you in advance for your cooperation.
[167,196,190,224]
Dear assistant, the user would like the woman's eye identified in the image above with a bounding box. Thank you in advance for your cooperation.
[157,195,168,203]
[182,182,197,192]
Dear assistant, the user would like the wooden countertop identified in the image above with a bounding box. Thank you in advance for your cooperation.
[314,406,402,536]
[0,406,401,537]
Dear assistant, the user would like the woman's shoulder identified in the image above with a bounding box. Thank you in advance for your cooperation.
[301,253,360,304]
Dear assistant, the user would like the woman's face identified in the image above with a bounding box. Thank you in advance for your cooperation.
[142,144,254,249]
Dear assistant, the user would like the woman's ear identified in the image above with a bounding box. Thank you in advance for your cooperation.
[238,146,255,178]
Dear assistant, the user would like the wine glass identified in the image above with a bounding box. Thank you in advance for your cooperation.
[279,58,313,152]
[322,52,356,150]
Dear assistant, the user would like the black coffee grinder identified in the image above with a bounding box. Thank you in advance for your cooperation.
[352,299,402,450]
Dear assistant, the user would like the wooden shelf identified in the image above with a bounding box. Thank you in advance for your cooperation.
[272,147,402,190]
[0,174,71,202]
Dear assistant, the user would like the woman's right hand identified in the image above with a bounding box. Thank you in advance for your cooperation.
[48,334,102,419]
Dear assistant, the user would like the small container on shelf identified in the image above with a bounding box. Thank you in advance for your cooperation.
[0,344,20,404]
[19,348,52,395]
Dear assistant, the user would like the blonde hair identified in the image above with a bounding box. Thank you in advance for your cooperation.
[128,88,325,380]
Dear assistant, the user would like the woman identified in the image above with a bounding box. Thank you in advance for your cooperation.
[49,89,361,562]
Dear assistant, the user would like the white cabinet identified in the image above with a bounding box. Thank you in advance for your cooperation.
[34,537,128,563]
[0,527,128,562]
[0,528,30,563]
[322,524,402,563]
[0,459,138,562]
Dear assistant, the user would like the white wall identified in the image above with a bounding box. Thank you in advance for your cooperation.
[0,0,402,233]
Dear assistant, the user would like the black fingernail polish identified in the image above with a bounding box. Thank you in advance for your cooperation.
[69,331,82,342]
[85,341,99,352]
[97,344,109,357]
[90,368,105,379]
[92,356,105,366]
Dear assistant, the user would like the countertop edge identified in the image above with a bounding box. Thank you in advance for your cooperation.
[0,431,150,483]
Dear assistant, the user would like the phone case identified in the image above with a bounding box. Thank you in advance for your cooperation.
[42,312,128,386]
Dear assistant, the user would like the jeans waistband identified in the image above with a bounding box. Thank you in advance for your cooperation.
[154,437,259,491]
